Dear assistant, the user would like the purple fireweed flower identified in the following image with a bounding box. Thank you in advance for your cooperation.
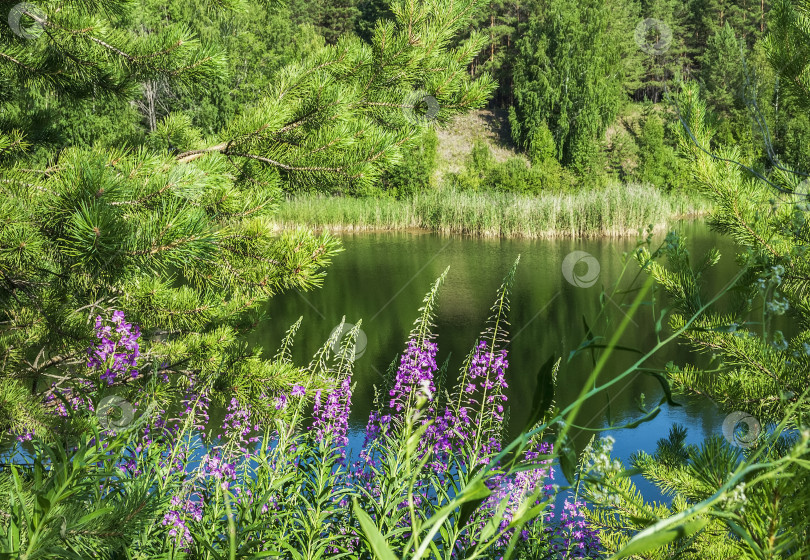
[411,341,511,468]
[171,495,204,523]
[357,410,392,468]
[460,441,560,553]
[223,398,259,453]
[162,510,192,548]
[311,377,352,451]
[554,498,601,557]
[291,384,306,398]
[460,341,509,462]
[86,311,140,386]
[388,339,438,414]
[178,377,211,432]
[202,453,237,491]
[43,380,96,418]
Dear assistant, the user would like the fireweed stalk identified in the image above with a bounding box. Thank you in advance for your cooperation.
[4,275,603,559]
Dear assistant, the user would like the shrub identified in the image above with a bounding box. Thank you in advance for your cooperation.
[447,140,575,194]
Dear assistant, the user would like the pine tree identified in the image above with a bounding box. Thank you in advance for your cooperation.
[698,21,762,152]
[634,0,694,102]
[509,0,636,172]
[634,110,686,190]
[0,0,495,439]
[464,0,519,107]
[635,83,809,422]
[316,0,361,44]
[356,0,393,42]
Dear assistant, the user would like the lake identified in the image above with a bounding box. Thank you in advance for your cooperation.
[248,220,743,500]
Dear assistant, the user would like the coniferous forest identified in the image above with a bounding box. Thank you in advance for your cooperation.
[0,0,809,558]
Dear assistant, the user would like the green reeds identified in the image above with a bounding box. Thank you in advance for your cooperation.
[271,183,711,238]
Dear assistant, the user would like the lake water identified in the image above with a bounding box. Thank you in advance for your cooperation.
[248,220,742,501]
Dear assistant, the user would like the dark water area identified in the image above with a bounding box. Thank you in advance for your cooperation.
[247,220,745,502]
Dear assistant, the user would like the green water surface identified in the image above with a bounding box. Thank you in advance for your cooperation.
[248,221,745,488]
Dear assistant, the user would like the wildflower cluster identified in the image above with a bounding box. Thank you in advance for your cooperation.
[389,339,439,414]
[162,507,193,548]
[222,397,259,453]
[312,377,352,449]
[43,379,97,418]
[342,326,599,558]
[461,341,509,459]
[87,311,141,385]
[3,276,604,560]
[551,498,601,557]
[469,440,556,550]
[202,452,238,491]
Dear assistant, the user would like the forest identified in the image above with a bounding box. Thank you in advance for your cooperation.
[0,0,809,558]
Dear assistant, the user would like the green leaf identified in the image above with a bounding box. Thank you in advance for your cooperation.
[522,356,559,432]
[610,517,709,559]
[76,506,116,525]
[558,437,578,486]
[413,479,492,559]
[623,406,661,429]
[587,344,644,355]
[645,371,682,407]
[406,421,432,458]
[353,499,399,560]
[457,493,489,530]
[42,546,86,560]
[655,308,669,334]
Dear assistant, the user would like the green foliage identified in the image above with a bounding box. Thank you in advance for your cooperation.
[368,129,439,198]
[447,139,574,194]
[700,23,747,115]
[316,0,361,43]
[764,0,810,112]
[634,111,689,191]
[0,432,166,559]
[356,0,394,42]
[526,120,556,165]
[584,426,810,560]
[0,0,496,439]
[510,0,634,173]
[460,0,520,107]
[584,3,810,557]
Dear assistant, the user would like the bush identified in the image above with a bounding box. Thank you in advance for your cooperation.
[383,129,439,198]
[447,140,576,195]
[634,112,690,192]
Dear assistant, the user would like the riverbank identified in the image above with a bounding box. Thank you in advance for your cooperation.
[271,183,711,238]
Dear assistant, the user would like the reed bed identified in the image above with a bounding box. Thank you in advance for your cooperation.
[271,183,711,238]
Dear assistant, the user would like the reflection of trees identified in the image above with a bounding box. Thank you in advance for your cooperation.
[250,224,736,453]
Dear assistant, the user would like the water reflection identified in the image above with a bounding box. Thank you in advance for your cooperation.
[248,221,744,500]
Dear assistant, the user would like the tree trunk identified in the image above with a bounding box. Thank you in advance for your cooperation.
[145,80,157,133]
[761,0,765,32]
[490,3,495,62]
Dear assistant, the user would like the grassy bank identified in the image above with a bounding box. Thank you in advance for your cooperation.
[271,183,711,238]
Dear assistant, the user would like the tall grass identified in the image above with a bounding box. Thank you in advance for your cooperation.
[271,183,711,238]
